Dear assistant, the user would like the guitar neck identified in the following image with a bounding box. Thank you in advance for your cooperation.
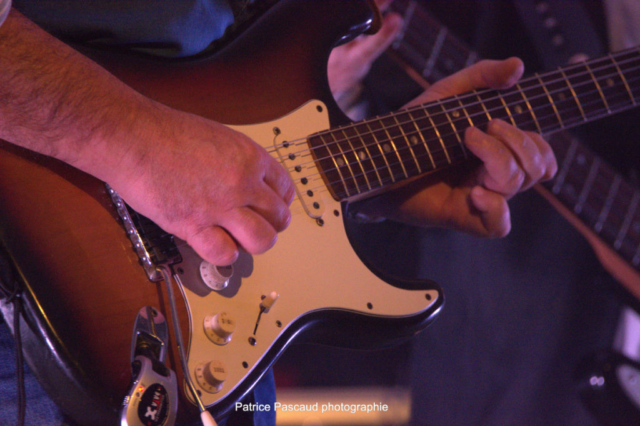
[544,133,640,268]
[379,1,640,274]
[388,0,478,81]
[311,47,640,202]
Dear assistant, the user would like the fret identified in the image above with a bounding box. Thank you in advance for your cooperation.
[404,106,452,168]
[437,99,467,158]
[475,92,492,122]
[423,27,447,78]
[611,48,640,104]
[561,63,608,122]
[364,121,397,184]
[595,174,621,233]
[496,91,517,127]
[392,114,422,174]
[559,68,587,122]
[340,129,372,192]
[379,116,411,179]
[536,73,564,129]
[422,106,452,164]
[610,53,637,106]
[584,62,610,114]
[454,94,474,127]
[515,83,542,133]
[614,192,640,251]
[574,157,600,214]
[552,136,578,194]
[349,124,385,190]
[326,132,359,196]
[352,122,392,187]
[588,55,639,117]
[406,110,436,169]
[516,77,562,133]
[311,133,351,199]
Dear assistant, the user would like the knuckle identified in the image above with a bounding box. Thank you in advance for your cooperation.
[510,167,526,191]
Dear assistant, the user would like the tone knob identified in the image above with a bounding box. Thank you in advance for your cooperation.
[199,261,233,291]
[203,312,236,345]
[195,360,228,394]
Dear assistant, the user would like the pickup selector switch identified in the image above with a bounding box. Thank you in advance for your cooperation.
[195,360,227,394]
[204,312,236,345]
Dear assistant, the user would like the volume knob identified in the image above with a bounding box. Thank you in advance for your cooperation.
[203,312,236,345]
[195,360,228,394]
[199,261,233,291]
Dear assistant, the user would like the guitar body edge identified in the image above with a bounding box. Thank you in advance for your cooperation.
[0,1,442,424]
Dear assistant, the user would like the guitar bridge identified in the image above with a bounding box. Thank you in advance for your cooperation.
[106,185,182,281]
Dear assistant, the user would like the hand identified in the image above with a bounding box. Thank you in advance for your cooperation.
[327,1,402,98]
[356,58,558,237]
[1,10,295,267]
[107,102,295,266]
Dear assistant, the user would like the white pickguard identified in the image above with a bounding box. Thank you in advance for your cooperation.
[174,101,440,408]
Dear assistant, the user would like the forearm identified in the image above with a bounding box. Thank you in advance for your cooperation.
[0,8,153,184]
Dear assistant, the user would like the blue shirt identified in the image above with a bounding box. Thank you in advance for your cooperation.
[13,0,235,57]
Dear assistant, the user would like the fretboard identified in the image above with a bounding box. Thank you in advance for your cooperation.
[378,1,640,273]
[544,133,640,268]
[388,0,478,82]
[310,47,640,202]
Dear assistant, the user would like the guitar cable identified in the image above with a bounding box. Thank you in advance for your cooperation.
[157,265,218,426]
[0,251,26,426]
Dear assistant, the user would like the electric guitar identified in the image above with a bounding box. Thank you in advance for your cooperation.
[0,2,440,425]
[388,0,640,297]
[2,1,640,425]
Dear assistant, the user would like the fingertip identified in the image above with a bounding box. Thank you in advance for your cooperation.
[384,12,404,34]
[190,227,239,266]
[493,57,525,89]
[470,187,511,238]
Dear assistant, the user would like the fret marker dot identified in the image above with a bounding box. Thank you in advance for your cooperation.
[383,144,391,152]
[410,136,419,145]
[358,151,367,160]
[337,158,345,166]
[452,111,460,118]
[515,105,523,114]
[606,78,614,87]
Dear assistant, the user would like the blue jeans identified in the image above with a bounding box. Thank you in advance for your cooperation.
[0,319,275,426]
[0,319,73,425]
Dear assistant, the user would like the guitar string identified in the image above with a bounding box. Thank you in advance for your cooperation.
[272,73,640,195]
[390,7,640,234]
[283,87,639,199]
[275,69,640,193]
[266,53,640,167]
[144,55,640,250]
[393,9,640,247]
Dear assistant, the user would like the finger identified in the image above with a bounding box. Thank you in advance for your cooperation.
[264,157,295,205]
[221,208,278,255]
[469,186,511,238]
[374,0,395,11]
[527,131,558,181]
[188,226,239,266]
[407,57,524,107]
[352,13,403,64]
[465,126,524,198]
[486,120,545,190]
[250,182,292,232]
